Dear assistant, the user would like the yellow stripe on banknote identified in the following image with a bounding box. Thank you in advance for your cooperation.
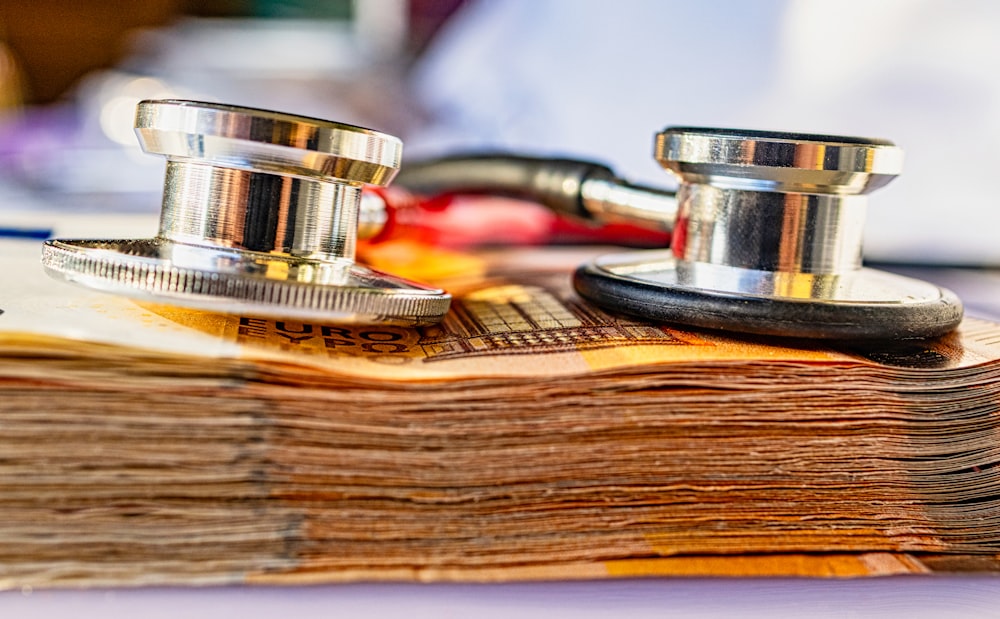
[604,553,928,578]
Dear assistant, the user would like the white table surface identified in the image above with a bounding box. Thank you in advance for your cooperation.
[3,577,1000,619]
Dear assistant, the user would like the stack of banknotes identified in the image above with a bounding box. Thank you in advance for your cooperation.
[1,237,999,588]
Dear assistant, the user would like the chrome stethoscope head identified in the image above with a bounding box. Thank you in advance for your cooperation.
[574,127,962,339]
[41,100,451,326]
[41,100,962,340]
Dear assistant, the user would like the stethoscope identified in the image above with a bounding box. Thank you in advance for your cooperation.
[41,100,963,340]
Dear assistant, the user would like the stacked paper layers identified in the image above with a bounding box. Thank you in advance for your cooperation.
[1,240,999,588]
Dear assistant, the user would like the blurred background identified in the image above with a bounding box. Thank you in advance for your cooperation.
[0,0,465,210]
[0,0,999,267]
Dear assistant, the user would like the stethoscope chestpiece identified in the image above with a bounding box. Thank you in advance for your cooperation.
[41,100,451,326]
[574,127,963,340]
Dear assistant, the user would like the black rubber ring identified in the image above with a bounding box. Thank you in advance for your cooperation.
[572,262,964,341]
